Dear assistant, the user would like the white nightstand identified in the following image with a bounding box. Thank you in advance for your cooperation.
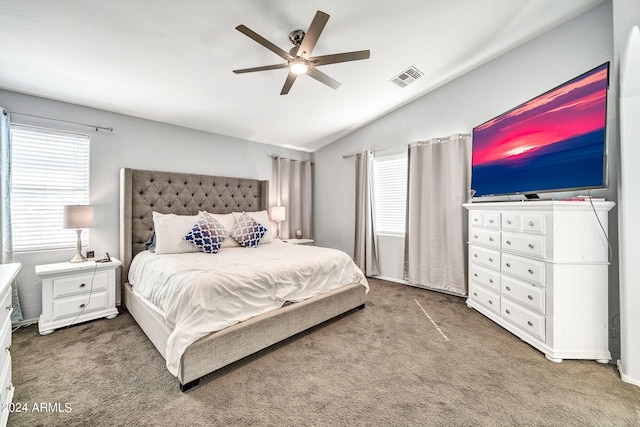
[35,258,121,335]
[282,238,314,245]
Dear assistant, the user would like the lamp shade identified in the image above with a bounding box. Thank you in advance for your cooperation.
[270,206,286,222]
[63,205,94,229]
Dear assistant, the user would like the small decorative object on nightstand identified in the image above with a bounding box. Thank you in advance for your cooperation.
[282,238,314,245]
[36,258,121,335]
[0,263,20,427]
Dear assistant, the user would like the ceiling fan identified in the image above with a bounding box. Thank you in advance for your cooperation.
[233,10,370,95]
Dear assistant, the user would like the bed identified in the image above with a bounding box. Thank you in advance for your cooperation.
[119,168,368,391]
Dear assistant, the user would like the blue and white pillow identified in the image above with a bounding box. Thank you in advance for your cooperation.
[184,211,229,254]
[230,212,267,248]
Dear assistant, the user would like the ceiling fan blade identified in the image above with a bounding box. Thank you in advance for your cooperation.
[310,50,370,66]
[307,67,341,89]
[297,11,330,59]
[236,25,293,61]
[280,72,298,95]
[233,63,289,74]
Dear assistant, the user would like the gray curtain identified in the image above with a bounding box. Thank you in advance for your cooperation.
[271,157,312,239]
[354,150,380,276]
[1,108,23,322]
[403,134,471,296]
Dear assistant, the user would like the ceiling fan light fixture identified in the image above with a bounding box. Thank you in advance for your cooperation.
[290,60,308,75]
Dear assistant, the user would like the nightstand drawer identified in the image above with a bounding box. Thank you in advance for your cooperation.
[469,228,500,250]
[502,232,545,259]
[469,245,501,271]
[52,271,109,298]
[502,253,546,286]
[52,291,109,321]
[0,353,11,408]
[469,263,501,293]
[501,275,545,314]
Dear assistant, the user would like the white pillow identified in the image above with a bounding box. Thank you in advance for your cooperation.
[232,210,272,244]
[152,211,201,254]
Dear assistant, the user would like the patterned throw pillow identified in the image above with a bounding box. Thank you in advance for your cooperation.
[230,212,267,248]
[183,211,229,254]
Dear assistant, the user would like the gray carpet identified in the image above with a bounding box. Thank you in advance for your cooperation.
[9,279,640,426]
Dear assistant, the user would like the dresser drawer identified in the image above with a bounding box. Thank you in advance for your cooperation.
[502,253,545,286]
[469,263,501,293]
[501,275,545,314]
[469,228,501,250]
[0,352,11,408]
[0,288,11,330]
[502,213,546,235]
[470,212,500,230]
[52,291,109,321]
[52,271,109,299]
[0,318,10,375]
[469,283,500,315]
[470,245,501,271]
[502,232,545,259]
[501,298,545,341]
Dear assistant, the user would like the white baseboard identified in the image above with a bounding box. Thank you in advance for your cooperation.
[618,359,640,388]
[370,275,410,285]
[12,318,38,328]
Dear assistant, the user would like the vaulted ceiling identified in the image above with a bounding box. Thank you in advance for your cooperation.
[0,0,605,152]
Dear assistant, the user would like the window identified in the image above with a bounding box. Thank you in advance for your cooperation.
[372,151,407,235]
[10,126,90,252]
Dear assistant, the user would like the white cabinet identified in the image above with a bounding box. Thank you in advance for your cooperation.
[464,201,614,363]
[36,259,121,335]
[0,263,20,427]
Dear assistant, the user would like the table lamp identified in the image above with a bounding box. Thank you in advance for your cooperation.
[64,205,93,263]
[270,206,286,240]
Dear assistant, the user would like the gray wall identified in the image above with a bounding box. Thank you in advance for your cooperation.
[314,2,619,356]
[0,89,311,320]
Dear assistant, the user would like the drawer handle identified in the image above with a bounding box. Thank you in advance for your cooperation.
[528,221,534,227]
[473,273,478,277]
[505,309,510,315]
[505,286,511,291]
[489,219,494,224]
[5,306,11,311]
[79,303,86,309]
[488,300,493,305]
[489,279,493,284]
[489,237,494,242]
[473,235,478,239]
[528,295,533,300]
[505,263,511,268]
[528,269,534,275]
[506,220,512,225]
[474,254,478,258]
[528,244,534,249]
[488,258,493,262]
[527,321,533,327]
[80,283,86,288]
[506,241,511,245]
[5,346,10,352]
[473,292,478,297]
[474,218,478,222]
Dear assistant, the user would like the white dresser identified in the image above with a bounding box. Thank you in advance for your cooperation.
[463,201,614,363]
[0,263,20,427]
[36,259,121,335]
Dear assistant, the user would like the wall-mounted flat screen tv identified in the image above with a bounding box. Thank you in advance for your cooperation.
[471,62,610,199]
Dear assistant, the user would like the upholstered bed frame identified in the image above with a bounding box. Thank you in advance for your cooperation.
[119,168,366,391]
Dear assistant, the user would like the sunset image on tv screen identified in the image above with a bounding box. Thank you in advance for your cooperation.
[471,63,609,197]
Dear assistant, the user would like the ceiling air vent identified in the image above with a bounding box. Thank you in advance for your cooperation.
[390,66,423,88]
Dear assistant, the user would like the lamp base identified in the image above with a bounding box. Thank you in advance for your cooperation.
[69,252,88,263]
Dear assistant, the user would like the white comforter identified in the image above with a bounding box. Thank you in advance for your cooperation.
[128,240,368,376]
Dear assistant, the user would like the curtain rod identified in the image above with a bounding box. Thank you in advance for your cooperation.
[9,111,113,132]
[268,154,313,164]
[342,134,472,159]
[342,144,407,159]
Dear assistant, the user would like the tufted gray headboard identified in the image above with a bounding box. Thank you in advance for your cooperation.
[119,168,269,283]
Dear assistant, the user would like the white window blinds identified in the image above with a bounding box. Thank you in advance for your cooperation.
[10,126,90,252]
[373,152,407,235]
